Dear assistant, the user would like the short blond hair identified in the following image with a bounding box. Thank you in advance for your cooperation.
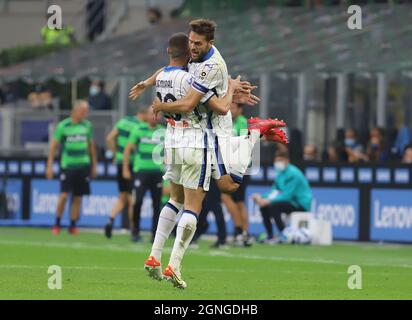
[73,99,89,110]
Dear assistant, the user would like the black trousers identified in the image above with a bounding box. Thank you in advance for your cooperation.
[260,201,304,238]
[132,171,163,238]
[193,180,227,243]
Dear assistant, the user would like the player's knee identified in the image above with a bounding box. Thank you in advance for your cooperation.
[170,194,184,205]
[219,182,239,194]
[72,196,82,204]
[119,192,128,203]
[59,192,69,202]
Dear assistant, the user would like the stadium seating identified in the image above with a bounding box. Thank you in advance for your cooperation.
[1,4,411,82]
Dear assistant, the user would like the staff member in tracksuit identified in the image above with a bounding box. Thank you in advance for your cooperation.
[46,100,97,235]
[252,149,312,241]
[123,106,165,242]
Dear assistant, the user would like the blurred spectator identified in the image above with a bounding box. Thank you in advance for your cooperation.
[303,144,318,161]
[393,126,412,158]
[27,85,55,110]
[86,0,106,41]
[147,7,163,24]
[402,145,412,164]
[366,127,388,162]
[0,84,16,104]
[344,128,367,163]
[324,142,348,163]
[88,80,112,110]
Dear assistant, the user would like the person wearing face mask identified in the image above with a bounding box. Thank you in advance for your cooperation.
[88,80,112,110]
[252,149,312,243]
[366,127,388,162]
[344,128,367,163]
[303,144,318,161]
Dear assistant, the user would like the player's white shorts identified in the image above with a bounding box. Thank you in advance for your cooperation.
[163,147,212,191]
[210,134,231,181]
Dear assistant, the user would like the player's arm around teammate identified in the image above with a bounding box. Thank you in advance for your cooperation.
[46,100,95,235]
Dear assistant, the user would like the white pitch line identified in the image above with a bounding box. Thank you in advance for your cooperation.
[1,239,412,270]
[0,265,409,277]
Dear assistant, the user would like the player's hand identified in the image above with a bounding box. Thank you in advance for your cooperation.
[229,75,257,94]
[46,165,53,180]
[123,168,131,180]
[258,198,270,208]
[233,91,261,106]
[151,97,162,113]
[251,193,261,202]
[129,81,147,100]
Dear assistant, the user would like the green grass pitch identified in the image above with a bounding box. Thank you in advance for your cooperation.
[0,227,411,300]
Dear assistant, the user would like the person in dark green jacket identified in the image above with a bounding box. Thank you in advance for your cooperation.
[252,148,312,241]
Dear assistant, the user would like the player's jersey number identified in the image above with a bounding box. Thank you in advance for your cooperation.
[157,92,181,121]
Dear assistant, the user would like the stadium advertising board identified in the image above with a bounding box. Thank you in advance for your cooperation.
[30,179,120,227]
[370,189,412,242]
[311,188,359,240]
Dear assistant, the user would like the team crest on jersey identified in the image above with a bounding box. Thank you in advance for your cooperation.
[199,63,214,80]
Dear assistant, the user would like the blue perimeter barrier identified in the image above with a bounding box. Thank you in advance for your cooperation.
[1,158,412,243]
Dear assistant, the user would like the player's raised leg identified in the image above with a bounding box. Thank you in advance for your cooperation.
[216,118,287,194]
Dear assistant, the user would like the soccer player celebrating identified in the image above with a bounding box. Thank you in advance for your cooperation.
[132,20,287,195]
[104,110,145,239]
[46,100,97,235]
[131,21,288,288]
[142,32,242,288]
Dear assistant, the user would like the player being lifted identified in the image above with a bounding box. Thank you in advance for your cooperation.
[130,21,287,289]
[130,19,287,195]
[137,32,246,288]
